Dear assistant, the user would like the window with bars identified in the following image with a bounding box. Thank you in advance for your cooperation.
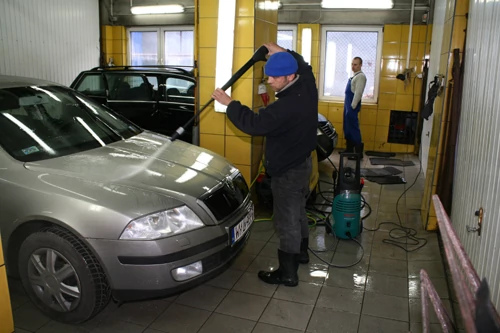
[319,26,383,103]
[277,25,297,51]
[127,27,194,69]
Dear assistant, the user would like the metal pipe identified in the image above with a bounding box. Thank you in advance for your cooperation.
[406,0,415,69]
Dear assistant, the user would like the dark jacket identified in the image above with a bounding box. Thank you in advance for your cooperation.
[226,50,318,177]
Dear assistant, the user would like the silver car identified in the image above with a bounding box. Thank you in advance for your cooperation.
[0,75,254,324]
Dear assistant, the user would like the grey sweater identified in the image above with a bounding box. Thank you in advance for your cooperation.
[350,71,367,109]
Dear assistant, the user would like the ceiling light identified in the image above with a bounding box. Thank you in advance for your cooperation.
[321,0,393,9]
[257,1,281,10]
[130,5,184,15]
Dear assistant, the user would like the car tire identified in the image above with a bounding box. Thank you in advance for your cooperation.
[18,227,111,324]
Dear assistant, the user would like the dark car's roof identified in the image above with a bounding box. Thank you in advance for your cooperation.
[82,66,195,79]
[0,75,60,89]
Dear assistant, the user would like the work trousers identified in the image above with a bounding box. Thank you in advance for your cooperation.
[271,156,312,254]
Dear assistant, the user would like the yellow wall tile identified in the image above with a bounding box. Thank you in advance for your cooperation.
[232,48,255,80]
[383,25,402,42]
[198,48,216,78]
[360,125,376,142]
[360,109,377,126]
[0,265,14,333]
[199,18,218,48]
[395,94,413,110]
[455,0,469,16]
[226,117,251,137]
[200,133,225,156]
[111,26,125,39]
[381,59,399,77]
[234,17,255,48]
[399,43,419,60]
[380,77,397,93]
[232,78,254,107]
[333,122,343,139]
[328,106,344,123]
[234,164,252,186]
[199,105,226,135]
[451,16,467,51]
[199,77,216,103]
[226,136,252,165]
[391,144,407,153]
[237,0,255,17]
[382,42,401,59]
[318,103,329,117]
[376,109,391,126]
[379,93,396,110]
[199,0,219,17]
[375,126,389,142]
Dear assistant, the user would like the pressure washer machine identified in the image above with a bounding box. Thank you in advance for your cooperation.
[330,152,363,239]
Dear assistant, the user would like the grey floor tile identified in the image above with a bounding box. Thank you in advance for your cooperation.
[198,313,255,333]
[175,284,228,311]
[246,256,279,274]
[268,232,280,244]
[13,328,31,333]
[9,293,30,310]
[408,261,445,279]
[371,241,408,261]
[37,320,90,333]
[258,242,279,258]
[358,314,409,333]
[107,299,169,327]
[143,329,167,333]
[324,268,367,290]
[273,282,322,305]
[408,277,450,299]
[215,291,270,321]
[92,318,145,333]
[330,252,370,272]
[13,302,50,332]
[297,263,328,284]
[409,298,453,324]
[253,322,302,333]
[205,268,244,290]
[409,322,447,333]
[316,285,364,314]
[362,291,409,322]
[335,238,371,256]
[79,302,120,331]
[230,253,257,271]
[369,256,408,278]
[149,303,211,332]
[365,272,409,298]
[259,299,314,331]
[376,211,407,225]
[249,224,275,242]
[306,307,359,333]
[233,271,278,297]
[242,239,268,256]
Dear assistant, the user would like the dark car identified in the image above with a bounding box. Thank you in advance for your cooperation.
[70,66,196,143]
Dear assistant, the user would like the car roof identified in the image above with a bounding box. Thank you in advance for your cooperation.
[83,65,195,78]
[0,75,60,89]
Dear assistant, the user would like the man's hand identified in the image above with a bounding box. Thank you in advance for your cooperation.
[264,42,287,56]
[211,88,233,106]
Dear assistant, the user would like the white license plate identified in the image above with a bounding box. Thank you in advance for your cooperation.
[230,206,254,245]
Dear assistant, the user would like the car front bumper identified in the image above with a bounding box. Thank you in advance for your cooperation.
[86,200,254,302]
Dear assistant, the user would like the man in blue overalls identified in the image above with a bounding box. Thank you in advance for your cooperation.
[343,57,367,158]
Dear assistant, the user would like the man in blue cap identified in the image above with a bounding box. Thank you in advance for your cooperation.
[212,42,317,287]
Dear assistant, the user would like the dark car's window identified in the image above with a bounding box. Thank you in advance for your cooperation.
[74,74,106,97]
[105,74,153,101]
[0,85,142,162]
[166,77,195,103]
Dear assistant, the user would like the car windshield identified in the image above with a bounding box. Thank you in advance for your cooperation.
[0,85,143,162]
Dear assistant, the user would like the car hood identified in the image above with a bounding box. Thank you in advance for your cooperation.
[24,132,236,200]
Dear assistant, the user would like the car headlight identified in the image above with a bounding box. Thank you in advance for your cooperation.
[120,205,204,240]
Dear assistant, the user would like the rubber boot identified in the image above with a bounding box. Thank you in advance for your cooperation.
[299,238,309,264]
[339,140,355,154]
[355,142,364,159]
[258,249,299,286]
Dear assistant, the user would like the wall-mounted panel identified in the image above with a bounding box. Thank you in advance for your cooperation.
[0,0,100,86]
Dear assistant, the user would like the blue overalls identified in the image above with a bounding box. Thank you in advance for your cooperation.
[343,73,362,145]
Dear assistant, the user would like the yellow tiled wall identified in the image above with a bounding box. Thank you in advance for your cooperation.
[0,237,14,333]
[101,25,127,66]
[197,0,278,185]
[315,24,432,153]
[421,0,469,230]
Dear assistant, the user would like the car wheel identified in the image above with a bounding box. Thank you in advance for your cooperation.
[18,227,111,324]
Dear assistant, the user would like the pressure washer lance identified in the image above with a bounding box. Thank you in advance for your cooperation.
[170,45,269,142]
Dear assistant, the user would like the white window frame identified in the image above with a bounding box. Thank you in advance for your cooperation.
[277,24,297,51]
[127,26,194,66]
[318,26,383,104]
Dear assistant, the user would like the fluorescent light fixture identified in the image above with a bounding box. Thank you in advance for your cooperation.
[301,28,312,65]
[257,1,281,10]
[130,5,184,15]
[214,0,237,113]
[321,0,393,9]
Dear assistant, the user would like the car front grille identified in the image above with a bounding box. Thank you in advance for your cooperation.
[318,121,337,139]
[201,174,249,222]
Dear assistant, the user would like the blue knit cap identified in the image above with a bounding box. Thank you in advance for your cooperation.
[264,52,298,77]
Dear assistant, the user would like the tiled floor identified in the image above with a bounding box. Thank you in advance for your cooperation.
[9,153,461,333]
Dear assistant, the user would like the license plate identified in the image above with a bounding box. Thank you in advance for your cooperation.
[230,205,254,245]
